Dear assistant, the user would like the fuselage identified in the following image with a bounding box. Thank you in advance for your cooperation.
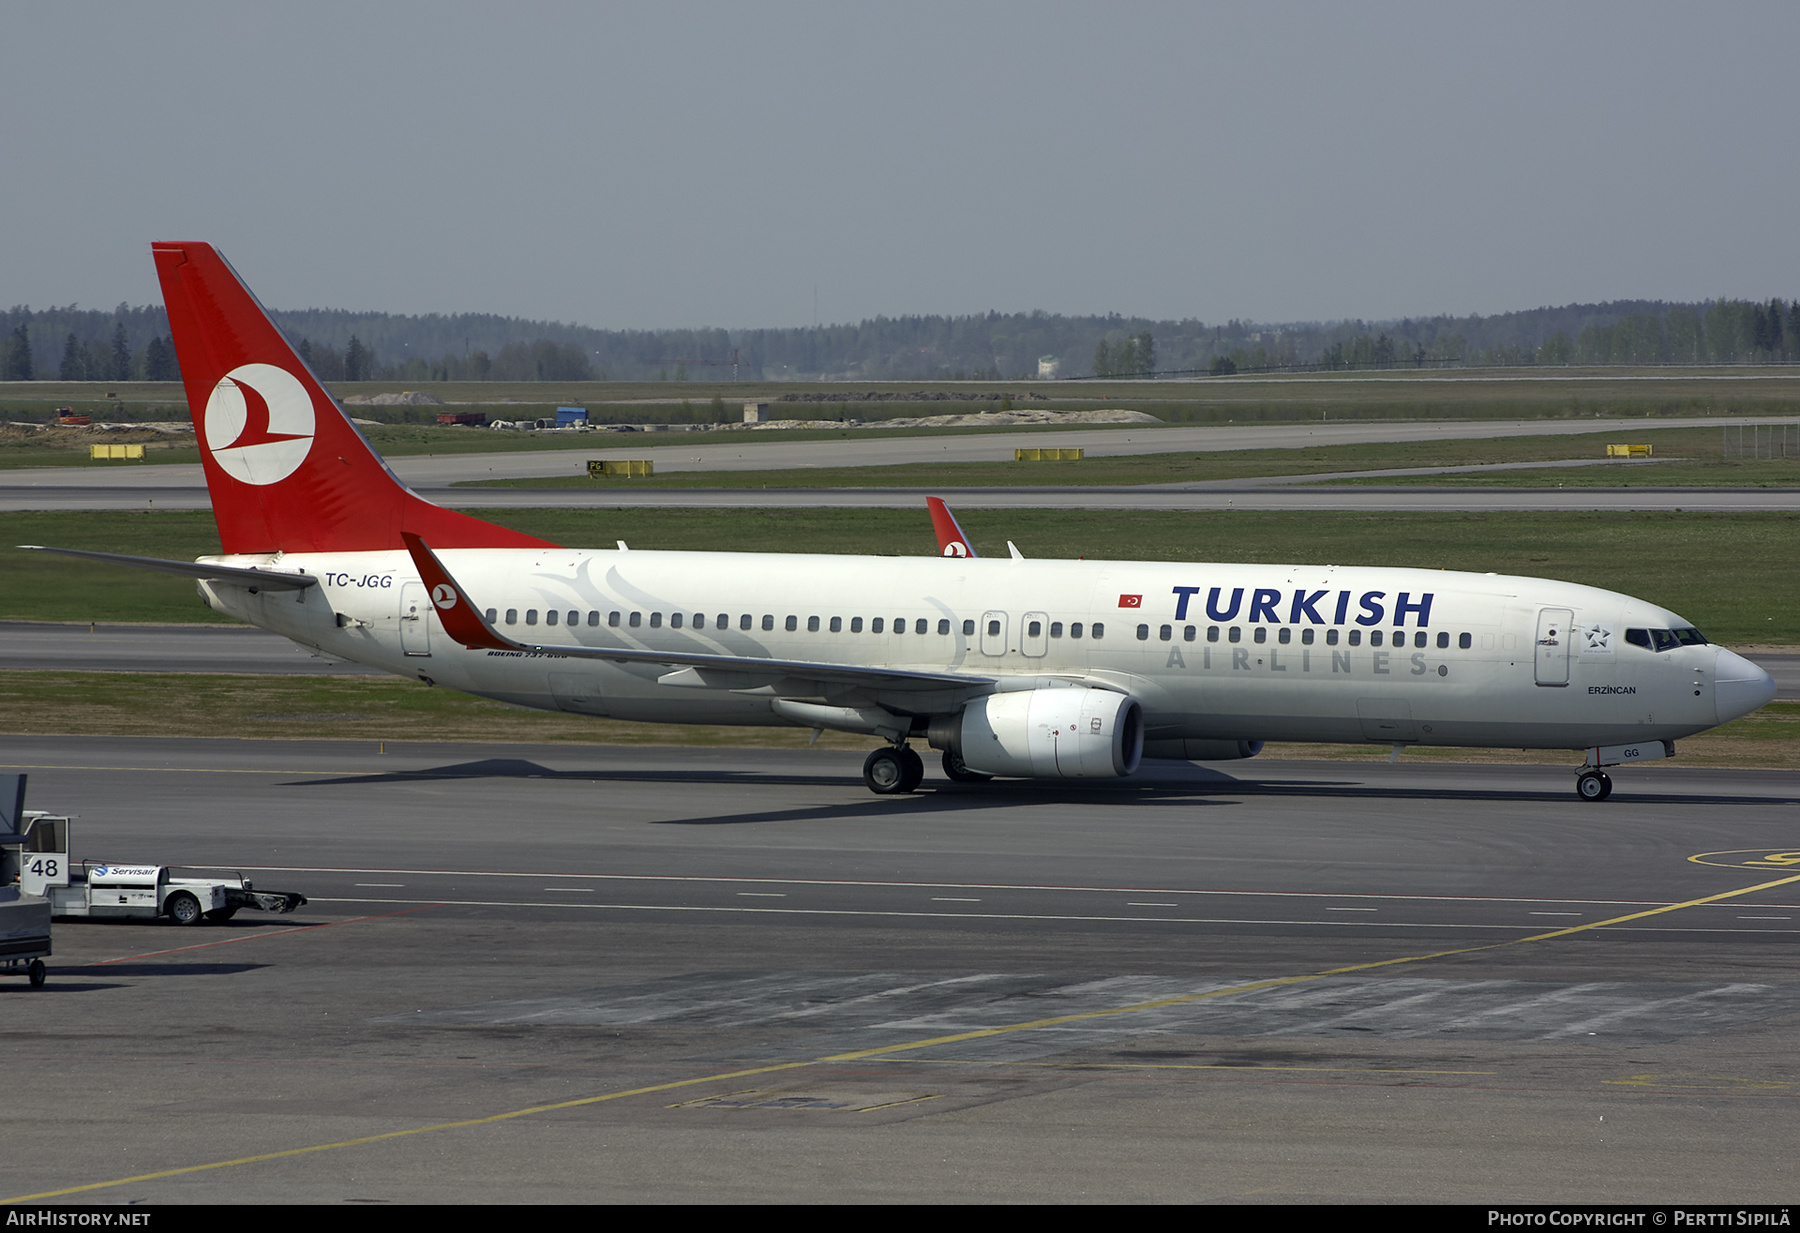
[197,548,1768,753]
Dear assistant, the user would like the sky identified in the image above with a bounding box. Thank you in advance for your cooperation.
[3,1,1796,331]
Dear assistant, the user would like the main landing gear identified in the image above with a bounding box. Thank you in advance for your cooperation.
[862,743,993,793]
[863,745,925,794]
[1575,769,1614,802]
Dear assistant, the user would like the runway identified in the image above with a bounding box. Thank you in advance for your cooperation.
[5,413,1797,512]
[10,482,1800,514]
[5,735,1799,1202]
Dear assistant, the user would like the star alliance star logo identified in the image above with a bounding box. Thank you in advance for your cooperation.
[1583,623,1613,653]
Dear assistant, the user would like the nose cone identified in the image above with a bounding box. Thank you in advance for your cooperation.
[1715,649,1778,724]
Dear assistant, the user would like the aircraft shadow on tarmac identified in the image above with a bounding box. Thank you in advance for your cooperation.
[278,757,1795,824]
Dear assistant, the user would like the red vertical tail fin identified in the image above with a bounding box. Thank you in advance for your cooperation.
[926,496,977,558]
[153,242,555,554]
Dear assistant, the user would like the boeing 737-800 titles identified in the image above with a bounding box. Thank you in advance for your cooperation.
[24,244,1777,798]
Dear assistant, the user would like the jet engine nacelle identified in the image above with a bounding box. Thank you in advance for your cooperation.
[940,688,1144,779]
[1142,738,1265,761]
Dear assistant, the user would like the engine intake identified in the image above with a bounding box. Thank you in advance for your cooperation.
[935,688,1144,779]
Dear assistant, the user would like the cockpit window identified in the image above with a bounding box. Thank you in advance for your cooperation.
[1626,626,1708,653]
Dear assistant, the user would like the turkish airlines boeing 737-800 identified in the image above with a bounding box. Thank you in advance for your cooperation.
[25,243,1777,798]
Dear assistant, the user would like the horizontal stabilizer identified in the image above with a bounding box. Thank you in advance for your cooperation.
[17,545,317,590]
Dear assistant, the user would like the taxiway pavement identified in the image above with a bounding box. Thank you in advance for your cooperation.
[5,735,1799,1203]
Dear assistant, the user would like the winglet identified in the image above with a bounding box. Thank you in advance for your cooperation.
[399,533,514,651]
[926,497,976,558]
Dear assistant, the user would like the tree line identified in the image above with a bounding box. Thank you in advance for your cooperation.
[3,296,1794,385]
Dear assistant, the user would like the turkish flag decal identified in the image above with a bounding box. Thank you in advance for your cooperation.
[1118,594,1142,608]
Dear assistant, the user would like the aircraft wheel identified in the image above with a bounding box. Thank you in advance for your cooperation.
[898,747,925,793]
[1576,770,1610,802]
[942,748,993,783]
[166,892,204,926]
[28,959,45,988]
[863,748,909,794]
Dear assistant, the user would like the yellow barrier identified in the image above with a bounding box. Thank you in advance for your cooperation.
[89,444,146,460]
[1606,444,1652,457]
[588,459,654,477]
[1014,448,1084,462]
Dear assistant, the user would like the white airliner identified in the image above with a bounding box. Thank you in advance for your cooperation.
[26,243,1777,799]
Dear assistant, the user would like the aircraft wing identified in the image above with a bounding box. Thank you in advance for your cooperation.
[401,534,995,695]
[17,546,318,591]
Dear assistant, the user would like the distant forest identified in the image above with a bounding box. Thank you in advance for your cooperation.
[2,296,1795,385]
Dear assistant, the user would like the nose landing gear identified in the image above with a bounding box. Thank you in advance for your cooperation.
[863,744,925,794]
[1575,769,1613,801]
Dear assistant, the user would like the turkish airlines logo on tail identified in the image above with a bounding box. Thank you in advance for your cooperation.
[431,584,459,609]
[941,542,970,558]
[204,363,315,485]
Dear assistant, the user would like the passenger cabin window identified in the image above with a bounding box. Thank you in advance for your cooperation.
[649,613,662,629]
[917,619,929,635]
[872,618,885,633]
[785,615,797,632]
[1326,629,1339,646]
[1277,627,1291,645]
[937,619,950,635]
[807,616,820,632]
[1300,628,1314,646]
[1207,626,1219,643]
[609,611,621,627]
[962,619,975,636]
[1459,632,1472,649]
[589,612,601,627]
[1092,623,1105,639]
[1183,625,1196,642]
[762,615,774,631]
[1253,627,1267,645]
[526,609,538,626]
[852,617,863,633]
[629,612,641,628]
[669,613,682,629]
[987,619,1001,637]
[546,610,558,626]
[830,617,842,632]
[485,608,497,624]
[1347,629,1361,646]
[1137,624,1149,641]
[1070,623,1083,639]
